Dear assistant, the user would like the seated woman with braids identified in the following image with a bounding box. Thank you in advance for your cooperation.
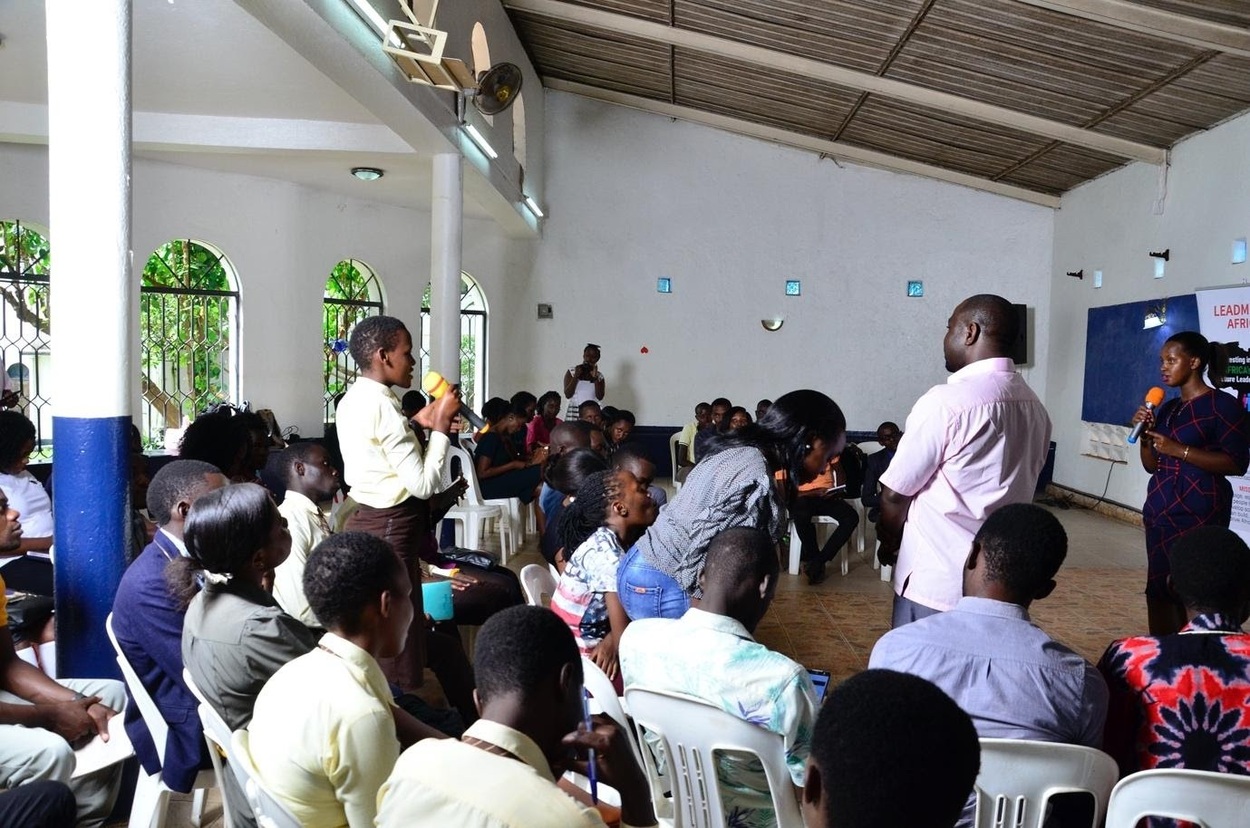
[550,469,658,688]
[473,398,547,505]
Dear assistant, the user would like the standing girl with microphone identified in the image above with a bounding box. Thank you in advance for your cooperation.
[1133,331,1250,634]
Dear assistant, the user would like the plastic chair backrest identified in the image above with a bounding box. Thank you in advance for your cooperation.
[182,668,235,828]
[974,739,1118,828]
[855,440,883,456]
[105,612,170,764]
[624,687,802,828]
[669,432,684,486]
[519,563,556,607]
[1105,768,1250,828]
[230,729,303,828]
[447,444,490,506]
[581,657,641,765]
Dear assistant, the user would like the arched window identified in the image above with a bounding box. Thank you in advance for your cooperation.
[140,240,239,447]
[324,259,385,422]
[420,273,488,414]
[0,220,52,457]
[471,22,494,126]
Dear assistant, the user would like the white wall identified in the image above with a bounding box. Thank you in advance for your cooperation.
[1047,110,1250,507]
[0,142,526,438]
[516,92,1055,429]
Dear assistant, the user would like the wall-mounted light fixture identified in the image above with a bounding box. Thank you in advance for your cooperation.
[761,318,784,332]
[1143,299,1167,330]
[351,167,384,181]
[464,124,497,159]
[1066,269,1084,280]
[523,195,545,218]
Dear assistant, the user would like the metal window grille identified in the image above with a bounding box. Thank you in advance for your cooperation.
[419,273,487,414]
[324,259,384,422]
[0,220,52,458]
[139,240,239,449]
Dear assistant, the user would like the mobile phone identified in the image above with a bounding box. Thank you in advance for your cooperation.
[807,668,832,703]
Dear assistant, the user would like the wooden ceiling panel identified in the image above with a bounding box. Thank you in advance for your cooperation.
[510,12,672,96]
[671,0,928,74]
[1128,0,1250,28]
[559,0,673,23]
[836,96,1051,179]
[997,143,1124,193]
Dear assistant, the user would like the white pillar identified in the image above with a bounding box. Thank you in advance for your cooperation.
[47,0,133,678]
[430,153,463,383]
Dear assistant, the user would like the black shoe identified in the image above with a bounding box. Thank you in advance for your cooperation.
[805,561,827,586]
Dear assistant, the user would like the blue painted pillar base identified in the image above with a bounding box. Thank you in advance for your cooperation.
[52,415,131,679]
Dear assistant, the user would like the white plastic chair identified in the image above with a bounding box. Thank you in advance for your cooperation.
[1105,768,1250,828]
[624,687,802,828]
[786,516,844,576]
[973,739,1118,828]
[441,445,505,556]
[519,563,557,607]
[448,444,521,562]
[669,432,685,491]
[182,669,236,828]
[104,613,217,828]
[229,730,302,828]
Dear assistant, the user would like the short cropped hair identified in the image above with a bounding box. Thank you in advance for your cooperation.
[610,443,652,469]
[0,410,36,471]
[304,532,402,631]
[578,400,602,418]
[280,442,329,484]
[701,527,778,593]
[1171,526,1250,612]
[975,503,1067,595]
[147,459,222,526]
[813,669,980,828]
[348,315,408,369]
[474,605,580,705]
[481,397,512,425]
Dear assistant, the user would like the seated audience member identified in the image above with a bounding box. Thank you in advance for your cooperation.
[178,410,250,480]
[620,527,818,825]
[588,425,609,459]
[234,411,276,485]
[247,532,427,828]
[542,447,610,569]
[869,502,1107,744]
[693,396,731,460]
[801,669,980,828]
[376,605,657,828]
[675,402,710,482]
[510,391,538,456]
[755,399,772,422]
[180,482,317,828]
[0,491,128,828]
[399,390,427,420]
[180,483,317,730]
[605,409,636,453]
[1099,525,1250,777]
[538,421,594,517]
[726,406,752,430]
[527,390,563,453]
[0,781,77,828]
[577,399,606,430]
[273,443,340,628]
[551,469,657,682]
[112,459,228,792]
[791,450,859,586]
[613,442,667,508]
[859,421,900,524]
[474,397,546,504]
[0,409,53,595]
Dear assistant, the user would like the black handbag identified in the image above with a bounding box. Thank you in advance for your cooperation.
[5,592,55,641]
[439,546,498,571]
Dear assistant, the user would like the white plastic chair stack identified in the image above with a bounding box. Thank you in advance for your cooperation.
[105,614,218,828]
[1105,768,1250,828]
[624,687,803,828]
[519,563,557,607]
[973,738,1118,828]
[440,445,505,555]
[229,730,303,828]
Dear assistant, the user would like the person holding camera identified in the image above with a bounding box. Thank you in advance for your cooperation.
[563,343,606,419]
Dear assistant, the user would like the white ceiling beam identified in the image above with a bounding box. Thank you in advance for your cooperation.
[546,80,1062,209]
[504,0,1167,164]
[1010,0,1250,57]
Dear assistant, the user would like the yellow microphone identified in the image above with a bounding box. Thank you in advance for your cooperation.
[422,371,488,431]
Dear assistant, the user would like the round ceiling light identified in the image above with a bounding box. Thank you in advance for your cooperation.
[351,167,384,181]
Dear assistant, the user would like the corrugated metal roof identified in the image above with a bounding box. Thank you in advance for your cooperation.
[505,0,1250,202]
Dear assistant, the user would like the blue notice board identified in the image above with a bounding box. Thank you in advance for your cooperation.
[1082,294,1199,425]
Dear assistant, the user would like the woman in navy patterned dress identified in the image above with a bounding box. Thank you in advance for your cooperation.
[1134,331,1250,635]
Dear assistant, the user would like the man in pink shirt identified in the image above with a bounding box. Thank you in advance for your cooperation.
[878,294,1051,628]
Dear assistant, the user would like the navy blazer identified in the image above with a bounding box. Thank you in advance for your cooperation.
[859,449,894,514]
[111,532,207,791]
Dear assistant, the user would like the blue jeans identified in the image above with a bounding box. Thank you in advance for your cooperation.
[618,545,690,620]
